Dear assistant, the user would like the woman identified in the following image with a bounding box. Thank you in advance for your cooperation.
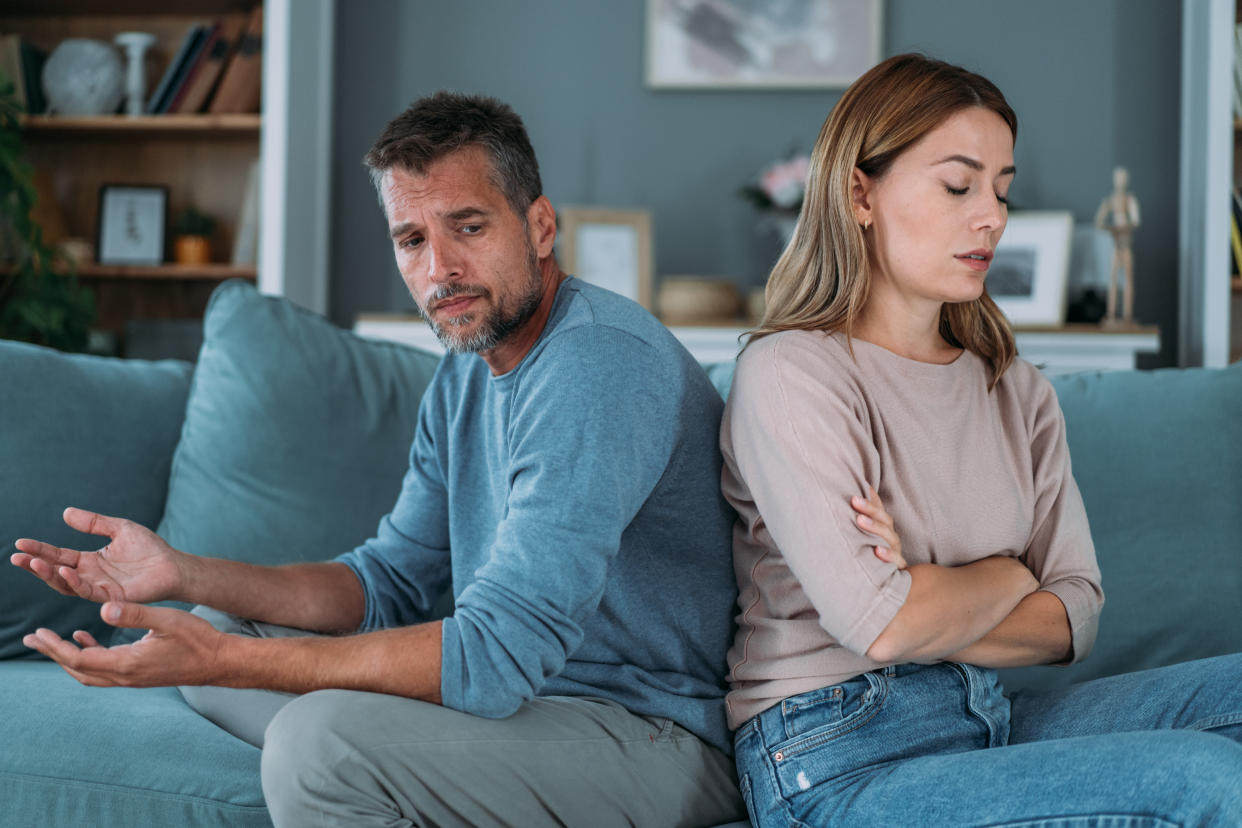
[723,53,1242,826]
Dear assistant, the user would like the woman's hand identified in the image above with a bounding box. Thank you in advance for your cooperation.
[851,486,907,569]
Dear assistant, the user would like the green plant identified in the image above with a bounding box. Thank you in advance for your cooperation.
[173,206,215,237]
[0,71,95,352]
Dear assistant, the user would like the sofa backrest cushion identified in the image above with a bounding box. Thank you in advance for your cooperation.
[155,281,442,598]
[0,341,192,659]
[1000,363,1242,692]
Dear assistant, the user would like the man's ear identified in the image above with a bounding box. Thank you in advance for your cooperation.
[851,167,874,228]
[527,196,557,259]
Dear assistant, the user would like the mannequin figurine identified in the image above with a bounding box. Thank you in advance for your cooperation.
[1094,166,1141,325]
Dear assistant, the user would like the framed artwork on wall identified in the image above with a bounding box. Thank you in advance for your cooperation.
[558,207,654,310]
[97,185,168,266]
[645,0,883,89]
[989,210,1074,326]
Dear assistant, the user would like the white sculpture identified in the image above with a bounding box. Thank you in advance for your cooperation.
[42,39,125,117]
[113,32,156,117]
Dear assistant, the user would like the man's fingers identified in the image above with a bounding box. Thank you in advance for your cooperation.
[72,629,103,648]
[62,507,125,540]
[13,538,81,568]
[101,600,182,631]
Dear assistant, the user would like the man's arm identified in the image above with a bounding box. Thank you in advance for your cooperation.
[24,600,440,700]
[181,557,365,634]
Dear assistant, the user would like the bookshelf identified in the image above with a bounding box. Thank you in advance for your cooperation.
[2,0,263,348]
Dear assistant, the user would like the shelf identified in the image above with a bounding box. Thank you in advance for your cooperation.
[19,114,261,136]
[74,263,256,280]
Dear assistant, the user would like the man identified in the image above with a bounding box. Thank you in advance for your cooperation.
[11,93,744,827]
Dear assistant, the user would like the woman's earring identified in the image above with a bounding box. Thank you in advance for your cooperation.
[863,219,872,230]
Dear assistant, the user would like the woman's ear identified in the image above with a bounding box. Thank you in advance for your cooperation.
[851,167,874,229]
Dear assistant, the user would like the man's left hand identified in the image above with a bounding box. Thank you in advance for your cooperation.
[23,602,225,688]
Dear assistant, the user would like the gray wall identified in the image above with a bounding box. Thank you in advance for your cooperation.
[329,0,1182,367]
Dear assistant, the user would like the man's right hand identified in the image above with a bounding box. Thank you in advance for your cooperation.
[10,508,189,605]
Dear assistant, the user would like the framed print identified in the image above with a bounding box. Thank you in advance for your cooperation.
[558,207,654,310]
[646,0,883,89]
[989,210,1074,326]
[97,185,167,266]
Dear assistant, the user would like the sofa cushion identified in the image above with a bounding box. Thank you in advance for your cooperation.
[156,280,442,579]
[1001,363,1242,692]
[0,661,270,826]
[0,341,192,659]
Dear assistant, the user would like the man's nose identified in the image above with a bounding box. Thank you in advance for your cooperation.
[425,235,463,283]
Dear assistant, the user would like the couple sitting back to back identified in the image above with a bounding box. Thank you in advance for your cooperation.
[13,54,1242,827]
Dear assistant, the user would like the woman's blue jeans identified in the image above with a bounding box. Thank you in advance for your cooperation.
[734,654,1242,826]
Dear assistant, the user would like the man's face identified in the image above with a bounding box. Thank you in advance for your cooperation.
[381,147,543,354]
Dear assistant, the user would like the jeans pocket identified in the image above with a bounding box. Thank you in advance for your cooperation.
[768,673,887,799]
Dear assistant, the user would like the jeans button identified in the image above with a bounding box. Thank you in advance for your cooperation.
[774,751,784,762]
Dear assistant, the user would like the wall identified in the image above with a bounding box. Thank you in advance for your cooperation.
[329,0,1182,366]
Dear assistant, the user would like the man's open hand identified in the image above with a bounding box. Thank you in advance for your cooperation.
[23,602,225,688]
[10,508,188,605]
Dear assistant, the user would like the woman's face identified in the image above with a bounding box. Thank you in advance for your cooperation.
[854,106,1015,310]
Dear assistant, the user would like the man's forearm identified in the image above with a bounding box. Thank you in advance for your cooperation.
[942,589,1073,668]
[865,557,1037,664]
[214,619,443,703]
[179,556,365,634]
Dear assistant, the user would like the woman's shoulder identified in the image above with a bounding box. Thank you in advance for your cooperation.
[733,329,864,404]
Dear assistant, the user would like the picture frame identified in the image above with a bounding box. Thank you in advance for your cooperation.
[989,210,1074,326]
[97,185,167,266]
[646,0,883,89]
[558,207,654,310]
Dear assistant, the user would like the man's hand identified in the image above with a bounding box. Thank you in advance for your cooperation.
[11,508,188,605]
[22,602,224,688]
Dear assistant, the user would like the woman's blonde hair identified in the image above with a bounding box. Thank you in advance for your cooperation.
[750,53,1019,387]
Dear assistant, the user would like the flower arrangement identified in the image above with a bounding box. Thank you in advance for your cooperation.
[739,153,811,215]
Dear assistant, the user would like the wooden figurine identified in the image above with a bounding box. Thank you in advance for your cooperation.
[1094,166,1141,325]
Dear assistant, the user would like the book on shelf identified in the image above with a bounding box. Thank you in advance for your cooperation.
[164,22,220,114]
[208,4,263,115]
[146,23,207,114]
[0,35,26,109]
[168,12,249,114]
[1233,187,1242,277]
[0,35,47,114]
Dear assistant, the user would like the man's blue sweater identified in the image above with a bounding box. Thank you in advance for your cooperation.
[337,277,737,753]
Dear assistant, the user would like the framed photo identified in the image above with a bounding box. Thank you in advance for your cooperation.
[97,185,167,266]
[989,211,1074,326]
[646,0,883,89]
[558,207,654,310]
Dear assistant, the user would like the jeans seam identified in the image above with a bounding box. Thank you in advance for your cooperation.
[1187,712,1242,732]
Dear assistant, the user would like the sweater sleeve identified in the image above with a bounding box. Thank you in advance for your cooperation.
[334,391,453,631]
[724,336,911,657]
[1022,372,1105,663]
[438,327,680,718]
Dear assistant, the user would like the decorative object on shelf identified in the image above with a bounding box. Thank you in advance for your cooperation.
[57,237,94,267]
[558,206,654,310]
[172,207,215,265]
[658,276,741,324]
[740,152,809,247]
[989,210,1073,326]
[42,39,125,116]
[112,32,156,117]
[646,0,882,88]
[1094,166,1141,326]
[746,285,766,323]
[0,77,94,351]
[97,185,167,266]
[231,158,261,266]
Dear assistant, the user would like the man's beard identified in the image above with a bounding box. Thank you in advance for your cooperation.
[419,241,544,354]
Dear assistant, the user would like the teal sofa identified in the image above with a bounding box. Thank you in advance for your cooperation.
[2,280,1240,827]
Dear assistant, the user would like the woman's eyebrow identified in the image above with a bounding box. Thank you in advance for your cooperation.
[933,154,1016,176]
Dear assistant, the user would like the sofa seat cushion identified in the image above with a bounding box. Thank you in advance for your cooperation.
[0,341,193,659]
[0,661,269,827]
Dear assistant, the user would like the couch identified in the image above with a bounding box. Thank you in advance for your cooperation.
[2,279,1240,827]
